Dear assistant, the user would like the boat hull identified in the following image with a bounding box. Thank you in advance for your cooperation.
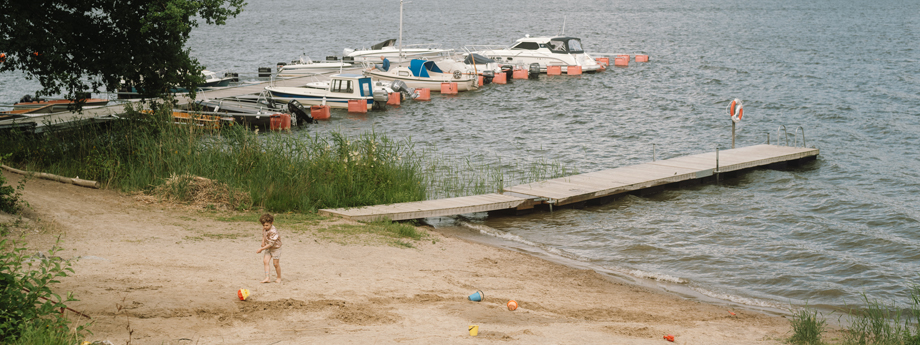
[13,99,109,113]
[363,70,477,92]
[265,87,373,110]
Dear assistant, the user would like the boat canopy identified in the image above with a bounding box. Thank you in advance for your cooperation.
[408,59,443,78]
[548,37,584,54]
[464,53,495,65]
[371,39,397,50]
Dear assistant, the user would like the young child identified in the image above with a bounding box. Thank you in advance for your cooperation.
[256,213,282,283]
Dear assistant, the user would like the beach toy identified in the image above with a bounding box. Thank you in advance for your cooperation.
[468,290,484,302]
[237,288,250,301]
[664,334,675,342]
[468,325,479,336]
[507,300,518,311]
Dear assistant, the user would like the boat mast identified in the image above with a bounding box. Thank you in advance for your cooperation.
[399,0,404,62]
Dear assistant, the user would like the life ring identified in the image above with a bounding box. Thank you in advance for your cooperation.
[728,98,743,122]
[453,70,462,79]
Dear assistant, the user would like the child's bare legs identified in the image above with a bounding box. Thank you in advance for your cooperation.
[261,254,272,283]
[273,258,281,283]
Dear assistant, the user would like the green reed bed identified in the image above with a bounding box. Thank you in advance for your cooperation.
[0,104,427,211]
[788,286,920,345]
[0,104,578,211]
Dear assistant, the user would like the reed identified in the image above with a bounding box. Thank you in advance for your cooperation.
[788,303,827,345]
[839,288,920,345]
[0,104,427,212]
[0,104,577,211]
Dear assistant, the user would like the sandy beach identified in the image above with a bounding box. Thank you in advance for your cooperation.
[4,170,792,344]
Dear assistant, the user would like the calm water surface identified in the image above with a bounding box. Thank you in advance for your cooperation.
[2,0,918,310]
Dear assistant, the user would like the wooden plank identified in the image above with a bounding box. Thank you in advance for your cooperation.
[318,193,530,221]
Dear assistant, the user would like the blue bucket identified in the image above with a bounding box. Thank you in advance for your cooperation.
[468,290,484,302]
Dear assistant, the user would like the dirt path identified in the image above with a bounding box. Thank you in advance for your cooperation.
[4,171,791,344]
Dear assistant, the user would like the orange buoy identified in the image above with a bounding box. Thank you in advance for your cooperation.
[310,105,331,120]
[507,300,518,311]
[512,68,528,79]
[635,54,649,62]
[614,57,628,67]
[546,65,562,75]
[440,82,458,94]
[347,99,367,113]
[0,53,5,63]
[492,71,507,84]
[415,88,431,101]
[567,65,582,75]
[269,113,290,130]
[477,75,483,87]
[595,57,609,67]
[387,92,400,106]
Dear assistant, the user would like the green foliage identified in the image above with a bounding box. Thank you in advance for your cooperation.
[0,155,27,214]
[0,0,245,103]
[839,289,920,345]
[0,105,428,212]
[7,318,83,345]
[0,238,84,342]
[788,304,826,345]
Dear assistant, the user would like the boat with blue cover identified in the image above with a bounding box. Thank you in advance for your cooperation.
[363,59,478,92]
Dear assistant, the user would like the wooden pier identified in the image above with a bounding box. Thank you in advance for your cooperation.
[0,70,355,132]
[319,144,819,221]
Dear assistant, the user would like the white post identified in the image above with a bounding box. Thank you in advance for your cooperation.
[732,121,736,149]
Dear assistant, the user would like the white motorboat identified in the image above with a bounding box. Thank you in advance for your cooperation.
[276,55,355,77]
[363,59,478,92]
[264,74,388,110]
[344,39,450,62]
[469,36,601,73]
[460,53,503,77]
[201,70,235,87]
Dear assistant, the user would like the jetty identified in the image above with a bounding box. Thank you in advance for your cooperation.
[319,144,819,221]
[0,71,352,132]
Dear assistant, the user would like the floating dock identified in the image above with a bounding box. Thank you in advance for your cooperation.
[0,71,351,132]
[319,144,819,221]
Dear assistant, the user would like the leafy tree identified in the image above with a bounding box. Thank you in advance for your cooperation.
[0,0,245,106]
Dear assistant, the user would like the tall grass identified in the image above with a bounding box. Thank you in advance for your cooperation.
[0,104,427,211]
[787,286,920,345]
[789,303,827,345]
[0,103,578,210]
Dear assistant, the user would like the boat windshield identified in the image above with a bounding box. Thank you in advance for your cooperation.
[548,38,585,54]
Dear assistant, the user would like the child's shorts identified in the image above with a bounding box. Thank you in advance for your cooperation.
[264,248,281,259]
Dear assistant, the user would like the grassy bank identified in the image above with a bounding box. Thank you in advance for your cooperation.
[0,104,573,212]
[0,104,427,211]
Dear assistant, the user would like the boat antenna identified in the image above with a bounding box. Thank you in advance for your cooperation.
[561,15,566,36]
[399,0,404,63]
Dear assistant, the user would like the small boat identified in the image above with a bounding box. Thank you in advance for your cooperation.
[200,70,235,88]
[344,39,450,61]
[363,59,478,92]
[13,95,109,113]
[264,73,388,110]
[469,35,602,73]
[276,55,355,77]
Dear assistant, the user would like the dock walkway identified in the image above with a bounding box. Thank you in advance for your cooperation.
[319,144,818,221]
[0,70,358,132]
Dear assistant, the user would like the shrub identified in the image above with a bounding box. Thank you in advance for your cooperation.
[0,238,85,342]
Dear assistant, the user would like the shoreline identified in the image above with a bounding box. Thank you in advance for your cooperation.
[429,217,793,318]
[4,171,792,344]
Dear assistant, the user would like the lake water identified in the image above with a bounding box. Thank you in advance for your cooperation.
[2,0,918,312]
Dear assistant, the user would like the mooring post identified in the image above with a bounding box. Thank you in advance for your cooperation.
[715,146,720,184]
[653,143,657,161]
[732,121,736,149]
